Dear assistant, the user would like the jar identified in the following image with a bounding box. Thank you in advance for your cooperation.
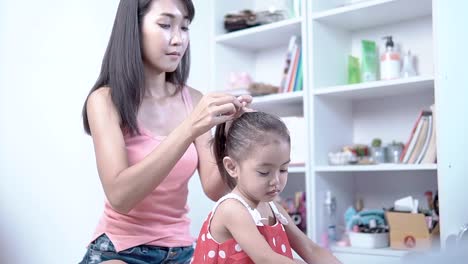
[386,144,404,163]
[370,147,386,164]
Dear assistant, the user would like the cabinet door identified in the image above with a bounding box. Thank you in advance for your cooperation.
[433,0,468,245]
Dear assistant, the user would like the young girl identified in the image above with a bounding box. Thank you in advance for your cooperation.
[192,112,341,264]
[79,0,251,263]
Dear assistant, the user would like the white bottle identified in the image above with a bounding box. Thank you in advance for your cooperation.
[401,50,417,78]
[324,191,337,243]
[380,36,401,80]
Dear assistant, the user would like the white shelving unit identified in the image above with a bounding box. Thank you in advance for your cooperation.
[309,0,437,263]
[315,164,437,172]
[211,1,468,263]
[314,75,434,99]
[251,91,304,113]
[311,0,432,30]
[215,17,303,50]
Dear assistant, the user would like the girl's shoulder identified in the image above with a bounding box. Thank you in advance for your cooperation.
[214,196,248,217]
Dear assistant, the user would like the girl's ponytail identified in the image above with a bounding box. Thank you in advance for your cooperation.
[213,123,236,190]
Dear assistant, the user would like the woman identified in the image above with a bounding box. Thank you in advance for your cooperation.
[79,0,251,263]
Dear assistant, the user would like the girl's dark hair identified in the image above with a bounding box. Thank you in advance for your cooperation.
[213,112,290,190]
[82,0,195,135]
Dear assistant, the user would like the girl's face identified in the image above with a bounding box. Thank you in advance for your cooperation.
[230,135,291,205]
[141,0,190,73]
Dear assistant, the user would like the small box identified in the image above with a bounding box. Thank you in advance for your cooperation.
[348,231,389,248]
[386,212,437,251]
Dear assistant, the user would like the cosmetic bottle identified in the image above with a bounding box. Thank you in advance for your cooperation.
[380,36,401,80]
[401,50,417,78]
[323,191,337,246]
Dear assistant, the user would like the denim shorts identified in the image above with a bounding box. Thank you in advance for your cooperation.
[79,234,194,264]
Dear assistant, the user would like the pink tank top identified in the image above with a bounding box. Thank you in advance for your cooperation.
[91,87,199,252]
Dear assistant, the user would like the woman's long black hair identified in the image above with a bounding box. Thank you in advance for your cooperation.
[82,0,195,135]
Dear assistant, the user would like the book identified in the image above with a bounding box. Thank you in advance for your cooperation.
[421,104,437,163]
[284,44,300,93]
[407,113,430,164]
[293,53,303,92]
[400,111,424,163]
[416,114,432,164]
[279,35,298,92]
[288,47,301,92]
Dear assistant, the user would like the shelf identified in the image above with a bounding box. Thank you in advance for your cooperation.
[331,245,408,257]
[311,0,432,31]
[289,164,306,174]
[215,17,302,51]
[314,76,434,100]
[315,163,437,172]
[252,91,303,107]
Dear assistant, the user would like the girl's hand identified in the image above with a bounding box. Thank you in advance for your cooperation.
[186,93,245,139]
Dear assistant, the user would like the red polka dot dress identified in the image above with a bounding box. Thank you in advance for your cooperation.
[192,193,293,263]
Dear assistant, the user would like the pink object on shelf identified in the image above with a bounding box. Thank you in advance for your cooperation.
[352,225,360,233]
[228,72,252,90]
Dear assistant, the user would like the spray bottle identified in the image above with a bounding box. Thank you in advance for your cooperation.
[322,191,337,248]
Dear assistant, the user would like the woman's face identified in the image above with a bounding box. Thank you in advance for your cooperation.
[141,0,190,73]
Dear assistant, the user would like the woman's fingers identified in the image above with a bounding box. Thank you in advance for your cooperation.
[212,103,237,118]
[211,95,243,109]
[194,93,255,130]
[237,94,253,105]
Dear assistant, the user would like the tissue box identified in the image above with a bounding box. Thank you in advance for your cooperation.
[349,232,389,248]
[385,212,437,251]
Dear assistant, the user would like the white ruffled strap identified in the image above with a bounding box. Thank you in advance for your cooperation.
[269,201,289,225]
[209,193,267,226]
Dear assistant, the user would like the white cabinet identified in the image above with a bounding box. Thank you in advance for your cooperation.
[432,0,468,246]
[308,2,437,262]
[210,0,468,263]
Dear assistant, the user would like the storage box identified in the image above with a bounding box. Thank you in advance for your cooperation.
[385,212,438,251]
[348,231,389,248]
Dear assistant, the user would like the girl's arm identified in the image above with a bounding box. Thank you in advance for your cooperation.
[275,202,342,264]
[189,88,252,201]
[87,87,242,214]
[215,199,297,264]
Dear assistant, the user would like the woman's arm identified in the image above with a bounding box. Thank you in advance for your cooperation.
[275,202,342,264]
[87,87,242,214]
[215,200,297,264]
[189,88,252,201]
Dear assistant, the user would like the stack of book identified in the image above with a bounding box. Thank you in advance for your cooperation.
[279,35,303,93]
[400,104,437,164]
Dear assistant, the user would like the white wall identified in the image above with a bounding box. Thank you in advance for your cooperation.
[0,0,212,263]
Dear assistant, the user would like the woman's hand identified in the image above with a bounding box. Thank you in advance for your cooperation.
[185,93,250,140]
[232,95,254,118]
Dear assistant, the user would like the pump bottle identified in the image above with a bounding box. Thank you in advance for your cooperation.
[380,36,401,80]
